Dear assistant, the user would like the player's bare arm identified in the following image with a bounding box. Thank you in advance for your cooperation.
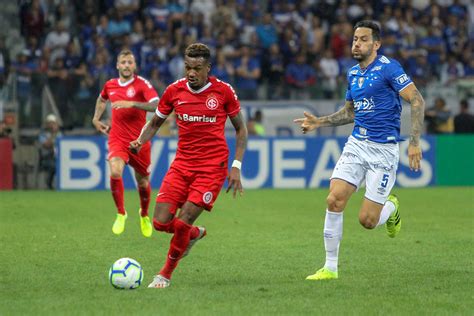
[92,96,111,135]
[129,113,166,153]
[111,100,158,112]
[226,112,248,198]
[294,101,355,133]
[400,84,425,172]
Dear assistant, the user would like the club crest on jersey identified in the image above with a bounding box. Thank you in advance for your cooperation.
[126,87,136,98]
[206,94,219,110]
[358,77,365,88]
[203,191,213,204]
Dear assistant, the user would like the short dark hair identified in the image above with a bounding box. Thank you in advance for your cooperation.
[354,20,381,41]
[460,99,469,109]
[185,43,211,62]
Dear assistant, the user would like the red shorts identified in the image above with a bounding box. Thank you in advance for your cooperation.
[108,140,151,176]
[156,165,228,212]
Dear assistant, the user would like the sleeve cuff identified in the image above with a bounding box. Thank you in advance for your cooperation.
[155,109,168,119]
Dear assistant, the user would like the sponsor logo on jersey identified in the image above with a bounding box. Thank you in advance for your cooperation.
[206,94,219,110]
[354,96,375,112]
[126,87,136,98]
[203,191,213,204]
[350,69,358,75]
[379,56,391,64]
[371,66,382,71]
[359,127,367,135]
[178,113,217,123]
[396,74,409,85]
[358,77,365,88]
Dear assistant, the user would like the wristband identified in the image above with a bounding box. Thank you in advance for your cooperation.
[232,160,242,170]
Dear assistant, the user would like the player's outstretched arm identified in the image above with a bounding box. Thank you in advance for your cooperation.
[92,96,110,135]
[400,84,425,172]
[130,114,166,153]
[111,100,158,112]
[293,101,355,134]
[226,112,248,198]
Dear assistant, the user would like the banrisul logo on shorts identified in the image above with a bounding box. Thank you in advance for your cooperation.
[177,113,217,123]
[203,192,213,204]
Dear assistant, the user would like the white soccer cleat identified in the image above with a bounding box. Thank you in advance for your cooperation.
[182,226,206,258]
[147,275,170,288]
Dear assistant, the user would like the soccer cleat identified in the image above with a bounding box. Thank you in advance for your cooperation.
[306,267,338,281]
[148,275,170,288]
[112,213,127,235]
[182,226,206,258]
[385,194,401,238]
[139,209,153,238]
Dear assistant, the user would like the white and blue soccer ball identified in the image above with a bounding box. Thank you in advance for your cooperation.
[109,258,143,289]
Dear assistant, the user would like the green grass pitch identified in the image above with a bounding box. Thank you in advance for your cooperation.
[1,187,472,315]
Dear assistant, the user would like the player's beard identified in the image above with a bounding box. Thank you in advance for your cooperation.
[120,69,134,80]
[352,46,373,62]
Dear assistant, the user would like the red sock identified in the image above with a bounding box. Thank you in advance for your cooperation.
[153,218,198,237]
[153,217,176,234]
[110,177,125,215]
[138,183,151,216]
[159,219,192,279]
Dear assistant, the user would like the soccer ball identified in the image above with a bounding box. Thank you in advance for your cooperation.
[109,258,143,289]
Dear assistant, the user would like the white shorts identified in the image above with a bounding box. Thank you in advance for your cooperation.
[331,136,399,204]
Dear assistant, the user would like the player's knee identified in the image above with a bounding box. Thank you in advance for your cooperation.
[358,213,377,229]
[137,179,149,189]
[110,171,122,179]
[326,193,344,211]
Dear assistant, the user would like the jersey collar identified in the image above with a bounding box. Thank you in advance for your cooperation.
[357,55,379,74]
[186,81,212,94]
[118,76,136,87]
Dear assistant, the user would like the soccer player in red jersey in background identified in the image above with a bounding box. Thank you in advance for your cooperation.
[92,49,159,237]
[130,43,248,288]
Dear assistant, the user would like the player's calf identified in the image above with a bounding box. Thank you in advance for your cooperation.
[358,212,378,229]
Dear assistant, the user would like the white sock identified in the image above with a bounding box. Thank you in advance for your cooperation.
[323,210,343,272]
[376,199,396,227]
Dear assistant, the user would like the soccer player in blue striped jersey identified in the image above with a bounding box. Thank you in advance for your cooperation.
[294,20,425,280]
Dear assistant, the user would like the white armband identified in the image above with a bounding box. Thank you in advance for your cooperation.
[232,160,242,170]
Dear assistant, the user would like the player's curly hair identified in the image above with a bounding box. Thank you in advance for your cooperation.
[185,43,211,62]
[354,20,381,41]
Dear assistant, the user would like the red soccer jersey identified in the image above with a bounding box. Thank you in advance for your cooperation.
[156,76,240,170]
[100,75,159,143]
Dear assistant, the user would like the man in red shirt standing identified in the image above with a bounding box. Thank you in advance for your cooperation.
[92,49,159,237]
[130,43,248,288]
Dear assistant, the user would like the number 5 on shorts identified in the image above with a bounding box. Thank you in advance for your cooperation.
[380,174,389,188]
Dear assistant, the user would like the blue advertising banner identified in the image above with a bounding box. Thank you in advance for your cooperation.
[57,136,436,190]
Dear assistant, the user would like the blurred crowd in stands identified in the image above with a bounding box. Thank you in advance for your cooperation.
[2,0,473,129]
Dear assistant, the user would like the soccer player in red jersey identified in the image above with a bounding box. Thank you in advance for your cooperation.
[130,43,248,288]
[92,49,159,237]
